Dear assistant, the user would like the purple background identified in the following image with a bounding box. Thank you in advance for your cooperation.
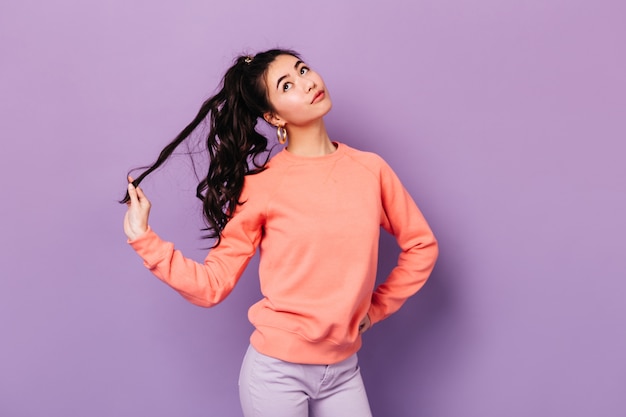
[1,0,625,416]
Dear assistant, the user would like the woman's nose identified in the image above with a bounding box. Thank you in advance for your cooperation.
[303,78,316,92]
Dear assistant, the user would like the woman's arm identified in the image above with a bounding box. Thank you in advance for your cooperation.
[368,160,439,325]
[123,179,263,307]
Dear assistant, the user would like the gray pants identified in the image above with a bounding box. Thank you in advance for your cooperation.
[238,345,373,417]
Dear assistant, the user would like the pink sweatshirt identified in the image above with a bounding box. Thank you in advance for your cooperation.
[129,143,438,364]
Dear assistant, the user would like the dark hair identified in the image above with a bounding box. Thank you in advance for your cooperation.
[120,48,300,246]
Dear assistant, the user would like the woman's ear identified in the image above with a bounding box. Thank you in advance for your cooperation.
[264,112,282,127]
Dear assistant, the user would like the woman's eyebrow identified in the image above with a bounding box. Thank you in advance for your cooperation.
[276,60,305,89]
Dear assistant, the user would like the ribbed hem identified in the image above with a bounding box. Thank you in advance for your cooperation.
[249,326,362,365]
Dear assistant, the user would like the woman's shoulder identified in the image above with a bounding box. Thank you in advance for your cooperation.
[242,153,287,193]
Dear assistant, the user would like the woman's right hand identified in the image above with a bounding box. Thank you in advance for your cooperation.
[123,177,151,240]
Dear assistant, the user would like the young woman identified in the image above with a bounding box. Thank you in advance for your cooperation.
[122,49,438,417]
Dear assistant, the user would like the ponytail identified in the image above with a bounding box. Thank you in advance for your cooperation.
[120,49,300,246]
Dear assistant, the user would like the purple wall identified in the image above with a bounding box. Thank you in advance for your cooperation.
[1,0,624,416]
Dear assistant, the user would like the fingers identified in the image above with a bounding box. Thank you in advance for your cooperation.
[123,176,151,240]
[358,319,366,333]
[358,314,371,334]
[134,184,149,203]
[127,182,139,205]
[126,176,150,207]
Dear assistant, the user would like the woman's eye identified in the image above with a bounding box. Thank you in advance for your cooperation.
[283,82,292,92]
[300,66,309,75]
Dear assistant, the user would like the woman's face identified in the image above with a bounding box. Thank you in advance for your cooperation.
[263,54,332,128]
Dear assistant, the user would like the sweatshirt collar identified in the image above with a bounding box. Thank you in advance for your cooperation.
[273,142,345,165]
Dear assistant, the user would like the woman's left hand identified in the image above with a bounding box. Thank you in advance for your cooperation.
[358,314,371,334]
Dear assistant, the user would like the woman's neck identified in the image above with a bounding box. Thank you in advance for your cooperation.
[285,120,335,157]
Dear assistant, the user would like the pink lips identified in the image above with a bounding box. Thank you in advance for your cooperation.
[311,90,325,104]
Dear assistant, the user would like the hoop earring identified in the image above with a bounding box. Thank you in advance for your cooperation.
[276,125,287,144]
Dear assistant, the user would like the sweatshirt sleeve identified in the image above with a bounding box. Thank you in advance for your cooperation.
[367,158,438,325]
[128,190,264,308]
